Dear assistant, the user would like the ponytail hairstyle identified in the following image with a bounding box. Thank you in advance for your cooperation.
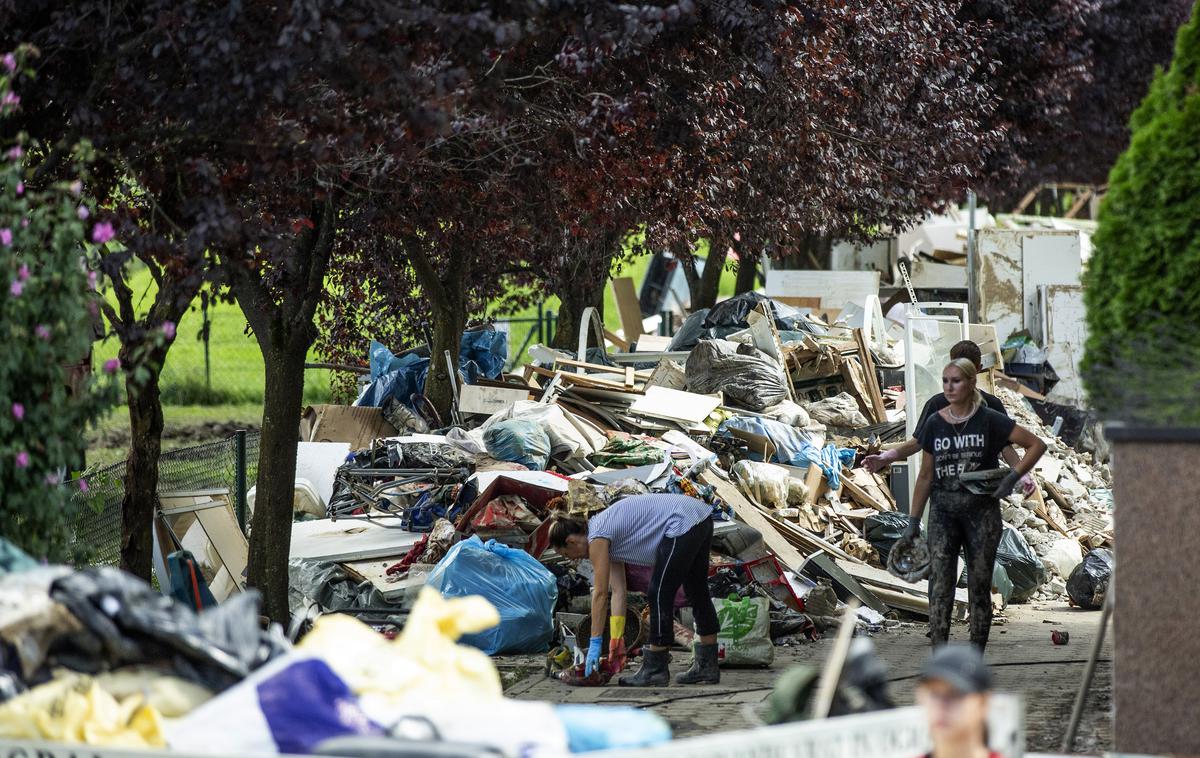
[546,498,588,550]
[947,357,984,413]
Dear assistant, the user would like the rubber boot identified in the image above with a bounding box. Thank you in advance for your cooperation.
[618,648,670,687]
[675,643,721,685]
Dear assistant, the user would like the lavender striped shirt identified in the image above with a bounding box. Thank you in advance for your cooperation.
[587,494,712,566]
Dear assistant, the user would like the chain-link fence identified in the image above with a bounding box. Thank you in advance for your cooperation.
[70,432,260,566]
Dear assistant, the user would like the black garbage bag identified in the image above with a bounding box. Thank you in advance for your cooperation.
[995,524,1047,602]
[685,339,788,411]
[702,292,806,332]
[667,309,710,351]
[49,567,286,691]
[1067,548,1113,610]
[864,512,916,564]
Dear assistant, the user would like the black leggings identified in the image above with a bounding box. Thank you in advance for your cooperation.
[646,517,719,646]
[927,488,1003,650]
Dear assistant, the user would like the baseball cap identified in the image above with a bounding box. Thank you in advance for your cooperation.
[919,644,993,694]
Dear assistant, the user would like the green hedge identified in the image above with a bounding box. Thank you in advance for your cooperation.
[1083,1,1200,426]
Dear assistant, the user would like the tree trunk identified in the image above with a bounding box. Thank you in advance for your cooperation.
[734,250,759,294]
[246,339,307,623]
[424,293,466,423]
[691,241,726,310]
[119,351,163,581]
[550,240,612,351]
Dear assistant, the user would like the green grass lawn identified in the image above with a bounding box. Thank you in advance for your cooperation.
[93,268,332,406]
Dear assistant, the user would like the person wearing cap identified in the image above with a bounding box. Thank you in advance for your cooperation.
[861,340,1036,499]
[916,644,1001,758]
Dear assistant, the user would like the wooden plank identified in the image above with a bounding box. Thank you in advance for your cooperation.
[839,469,892,512]
[838,355,879,423]
[603,328,629,351]
[1029,484,1073,538]
[699,472,808,574]
[553,357,652,380]
[839,560,968,606]
[801,553,889,615]
[1043,479,1074,515]
[853,328,888,423]
[611,276,644,343]
[624,366,635,388]
[629,386,721,425]
[528,364,644,394]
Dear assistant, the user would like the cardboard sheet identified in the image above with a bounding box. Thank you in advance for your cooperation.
[629,386,721,425]
[300,405,397,449]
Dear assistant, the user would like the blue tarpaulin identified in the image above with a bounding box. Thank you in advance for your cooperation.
[716,416,855,488]
[357,331,508,409]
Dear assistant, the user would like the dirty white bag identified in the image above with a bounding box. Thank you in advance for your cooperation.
[731,460,790,509]
[1042,538,1084,578]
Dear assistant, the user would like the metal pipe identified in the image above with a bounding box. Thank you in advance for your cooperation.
[234,430,248,533]
[966,190,979,323]
[1061,585,1113,752]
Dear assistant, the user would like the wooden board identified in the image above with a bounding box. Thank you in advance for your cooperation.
[839,560,969,607]
[341,559,435,603]
[839,469,893,512]
[611,276,644,343]
[290,518,423,562]
[800,553,889,615]
[634,333,673,352]
[629,386,721,425]
[699,472,808,573]
[838,355,879,423]
[765,269,880,311]
[853,328,887,423]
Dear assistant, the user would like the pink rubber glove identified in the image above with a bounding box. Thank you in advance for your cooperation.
[1020,473,1036,496]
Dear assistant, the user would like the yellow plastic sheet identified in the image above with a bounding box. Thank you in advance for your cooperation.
[0,677,166,747]
[299,587,502,705]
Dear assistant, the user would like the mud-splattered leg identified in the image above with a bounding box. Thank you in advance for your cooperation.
[963,501,1003,650]
[926,492,967,646]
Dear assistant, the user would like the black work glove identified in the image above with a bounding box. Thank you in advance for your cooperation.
[993,470,1022,499]
[902,515,920,541]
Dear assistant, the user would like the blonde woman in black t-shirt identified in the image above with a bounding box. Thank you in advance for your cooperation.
[908,358,1046,649]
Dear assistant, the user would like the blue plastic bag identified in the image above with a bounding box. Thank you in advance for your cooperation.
[555,705,672,752]
[717,417,854,487]
[460,330,508,379]
[427,537,557,655]
[483,419,551,470]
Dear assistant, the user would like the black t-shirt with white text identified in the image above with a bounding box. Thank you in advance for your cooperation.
[915,389,1007,438]
[918,406,1016,483]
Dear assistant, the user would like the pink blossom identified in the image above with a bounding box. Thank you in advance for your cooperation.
[0,227,11,246]
[2,53,15,73]
[91,221,114,244]
[14,182,22,195]
[87,270,98,290]
[0,92,18,107]
[35,324,50,340]
[69,180,81,196]
[44,472,62,486]
[78,479,90,493]
[14,451,29,469]
[19,218,28,228]
[5,146,21,160]
[9,280,21,297]
[77,205,90,220]
[17,263,29,282]
[11,402,23,421]
[102,358,120,374]
[162,320,176,339]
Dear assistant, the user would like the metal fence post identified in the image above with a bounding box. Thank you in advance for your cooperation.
[234,430,248,532]
[537,303,544,345]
